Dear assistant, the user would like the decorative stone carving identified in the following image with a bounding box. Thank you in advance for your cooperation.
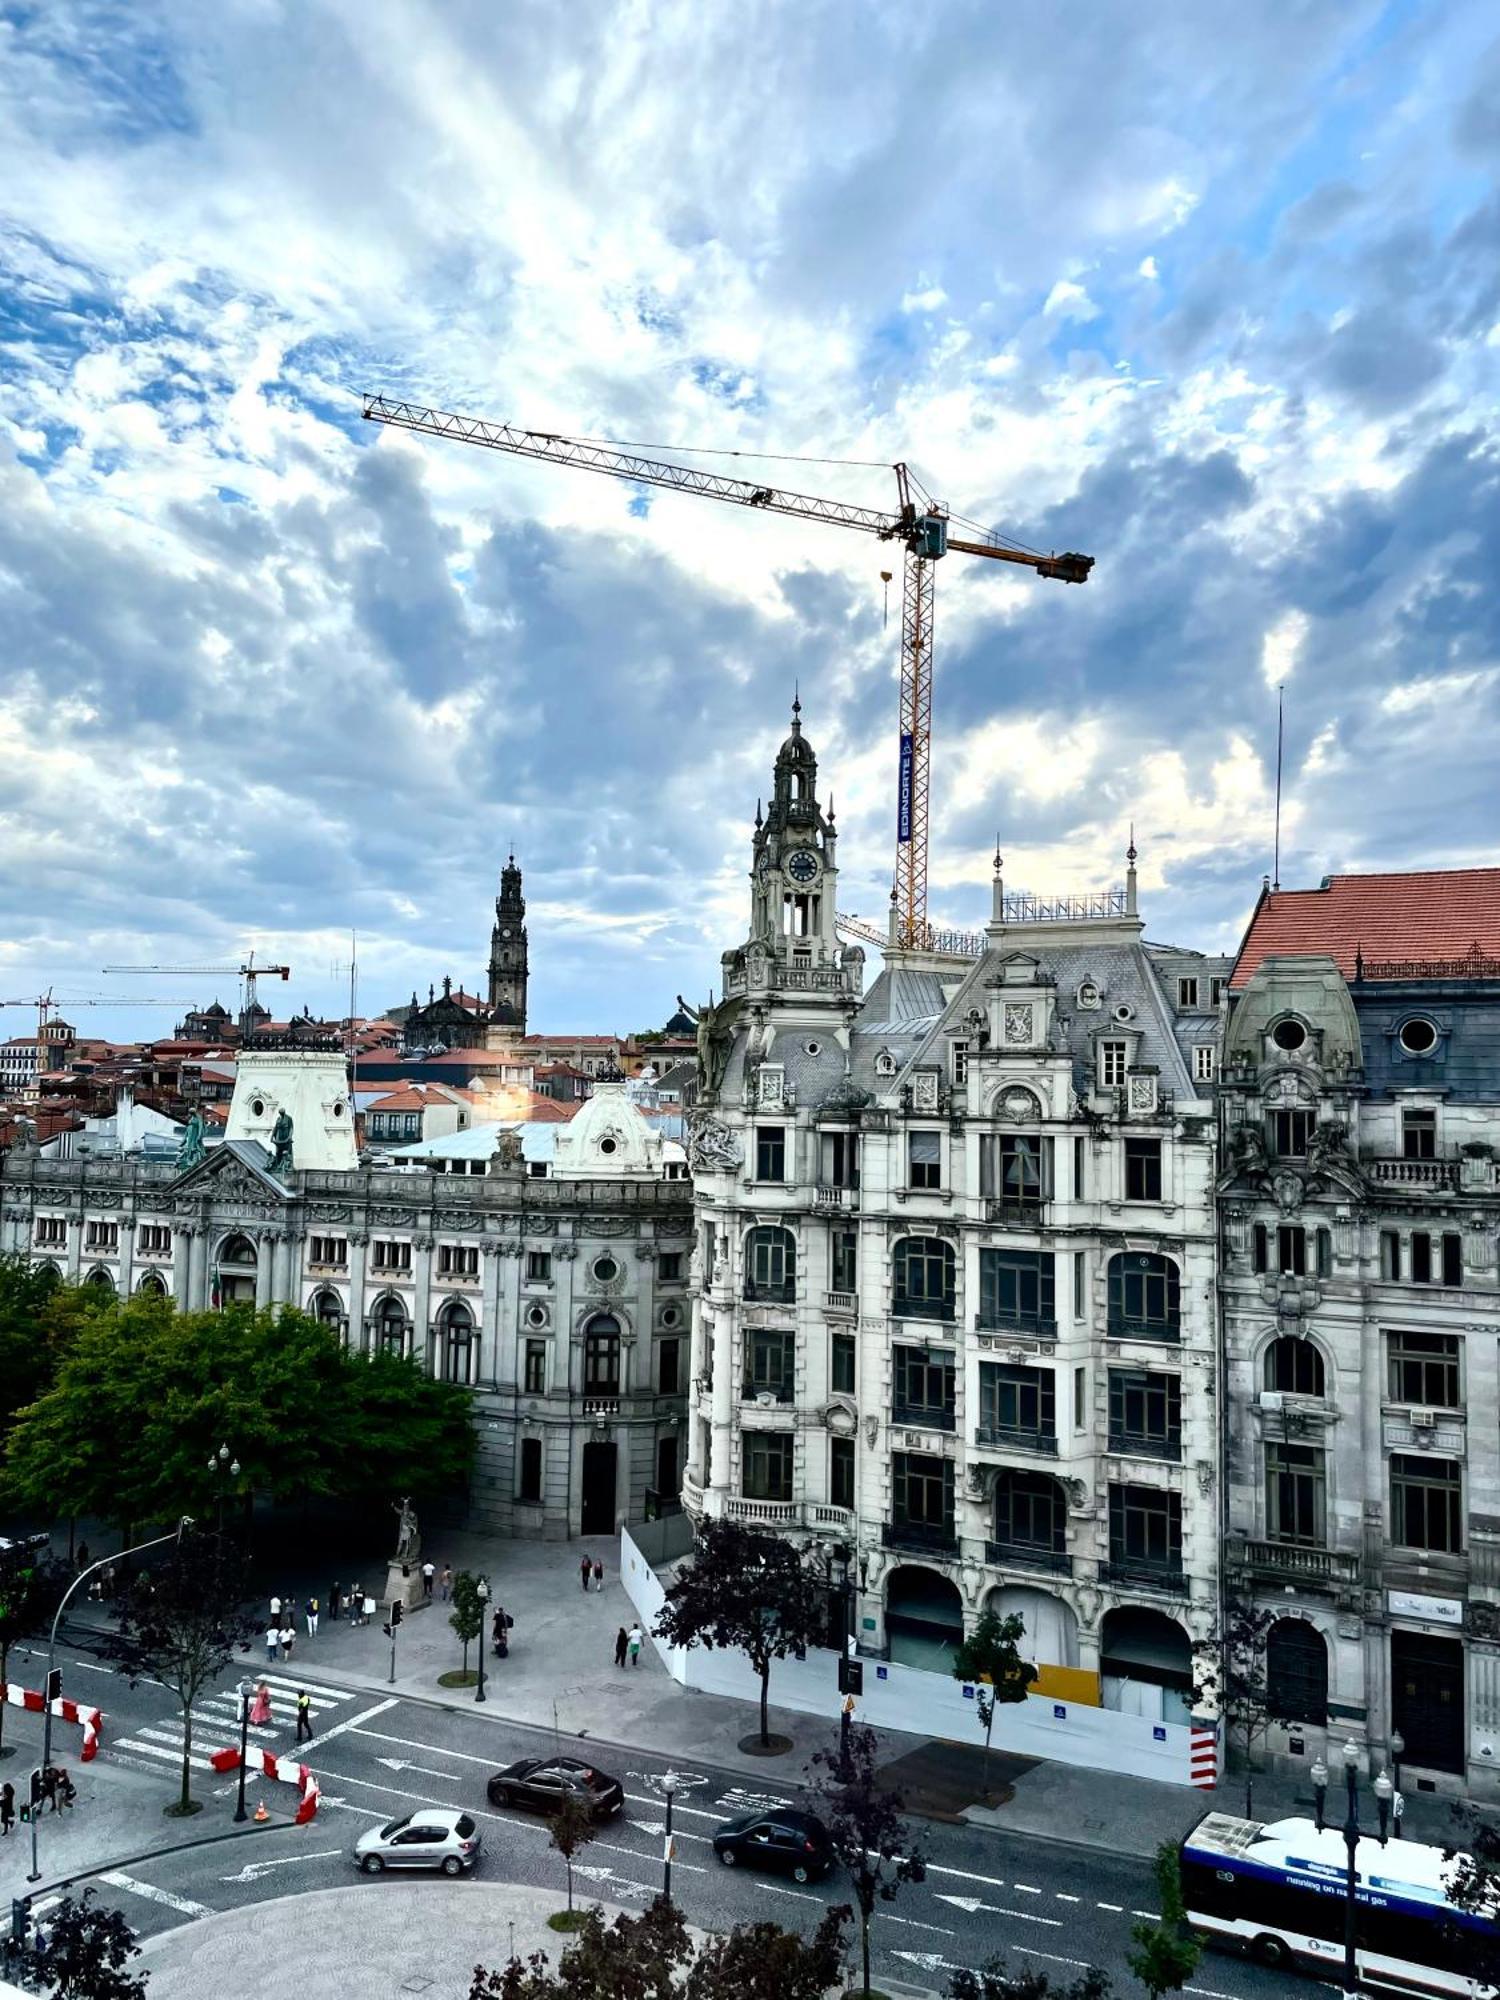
[688,1114,744,1174]
[863,1415,880,1449]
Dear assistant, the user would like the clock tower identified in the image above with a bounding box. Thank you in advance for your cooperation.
[733,698,855,998]
[487,853,529,1030]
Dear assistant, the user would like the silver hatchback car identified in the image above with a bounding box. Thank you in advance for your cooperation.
[354,1808,482,1876]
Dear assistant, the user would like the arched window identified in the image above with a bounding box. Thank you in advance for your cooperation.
[1266,1618,1328,1724]
[437,1299,475,1386]
[85,1267,115,1293]
[991,1470,1067,1563]
[137,1271,167,1297]
[1107,1252,1180,1339]
[1265,1336,1325,1397]
[584,1314,621,1397]
[373,1294,409,1357]
[744,1227,796,1304]
[893,1237,956,1320]
[311,1288,344,1331]
[218,1233,256,1265]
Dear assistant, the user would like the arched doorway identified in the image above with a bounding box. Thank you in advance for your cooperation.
[309,1287,345,1334]
[1266,1617,1328,1725]
[985,1585,1079,1671]
[371,1293,409,1358]
[436,1299,475,1385]
[885,1566,964,1672]
[215,1232,257,1306]
[1100,1607,1193,1724]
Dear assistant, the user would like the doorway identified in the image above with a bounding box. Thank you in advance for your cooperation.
[581,1440,618,1535]
[1391,1629,1464,1775]
[655,1434,679,1502]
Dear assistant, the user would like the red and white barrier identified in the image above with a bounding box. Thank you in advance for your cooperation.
[0,1681,103,1762]
[208,1743,319,1823]
[1189,1722,1220,1789]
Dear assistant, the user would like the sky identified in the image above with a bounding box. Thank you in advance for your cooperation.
[2,0,1499,1044]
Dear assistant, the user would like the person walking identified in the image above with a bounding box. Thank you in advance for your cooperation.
[592,1559,604,1592]
[249,1682,272,1728]
[1,1781,15,1836]
[76,1541,90,1571]
[280,1623,296,1662]
[579,1554,591,1592]
[421,1559,435,1599]
[269,1593,282,1627]
[613,1627,628,1669]
[627,1622,643,1667]
[329,1581,343,1623]
[305,1595,319,1638]
[54,1768,76,1811]
[492,1607,509,1659]
[295,1691,313,1743]
[439,1564,453,1601]
[348,1582,364,1627]
[362,1588,376,1627]
[265,1623,280,1663]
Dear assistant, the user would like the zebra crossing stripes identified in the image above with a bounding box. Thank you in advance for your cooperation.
[111,1675,357,1777]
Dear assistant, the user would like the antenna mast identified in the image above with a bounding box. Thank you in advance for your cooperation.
[1272,684,1285,892]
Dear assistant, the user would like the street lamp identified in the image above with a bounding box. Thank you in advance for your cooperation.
[233,1676,254,1823]
[661,1769,677,1904]
[1389,1729,1405,1839]
[475,1577,489,1705]
[207,1443,241,1534]
[1311,1740,1393,1994]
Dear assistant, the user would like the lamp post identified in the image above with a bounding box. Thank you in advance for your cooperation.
[832,1543,854,1776]
[475,1577,488,1705]
[1389,1729,1405,1839]
[233,1677,253,1823]
[208,1443,241,1536]
[1310,1740,1393,1994]
[660,1768,677,1905]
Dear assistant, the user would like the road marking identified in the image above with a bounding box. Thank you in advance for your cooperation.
[1055,1892,1081,1903]
[100,1871,209,1918]
[375,1756,458,1781]
[310,1697,398,1751]
[220,1850,342,1883]
[932,1894,1061,1929]
[876,1914,956,1936]
[1013,1882,1042,1894]
[1132,1908,1159,1919]
[113,1737,213,1771]
[754,1881,822,1902]
[53,1657,115,1675]
[1097,1901,1123,1912]
[249,1673,353,1702]
[350,1724,495,1767]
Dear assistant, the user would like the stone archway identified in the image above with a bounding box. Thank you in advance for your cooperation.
[1100,1606,1193,1724]
[886,1565,964,1672]
[985,1585,1079,1671]
[215,1231,257,1306]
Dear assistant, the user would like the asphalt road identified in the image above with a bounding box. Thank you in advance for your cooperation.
[9,1640,1306,1998]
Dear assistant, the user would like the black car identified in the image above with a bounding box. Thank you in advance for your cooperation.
[487,1756,624,1820]
[713,1807,835,1884]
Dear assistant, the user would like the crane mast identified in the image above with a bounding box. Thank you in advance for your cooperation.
[361,394,1092,948]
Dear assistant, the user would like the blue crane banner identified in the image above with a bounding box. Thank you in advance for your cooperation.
[897,733,913,843]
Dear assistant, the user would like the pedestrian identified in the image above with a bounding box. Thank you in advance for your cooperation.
[295,1690,313,1743]
[592,1559,604,1592]
[269,1593,282,1626]
[1,1781,15,1835]
[627,1622,643,1667]
[280,1623,296,1661]
[492,1607,511,1658]
[439,1564,453,1601]
[42,1767,59,1813]
[249,1682,272,1727]
[613,1627,628,1669]
[579,1554,591,1592]
[329,1581,343,1622]
[76,1541,90,1571]
[305,1595,319,1638]
[348,1581,363,1626]
[55,1768,76,1811]
[421,1559,435,1599]
[362,1589,376,1627]
[265,1623,280,1663]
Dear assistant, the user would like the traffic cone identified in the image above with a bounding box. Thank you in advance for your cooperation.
[254,1800,270,1823]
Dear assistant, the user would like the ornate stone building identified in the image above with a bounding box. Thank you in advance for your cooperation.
[1218,872,1500,1795]
[685,703,1228,1725]
[0,1046,691,1539]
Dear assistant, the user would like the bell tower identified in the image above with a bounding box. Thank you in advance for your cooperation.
[740,699,851,991]
[487,853,529,1030]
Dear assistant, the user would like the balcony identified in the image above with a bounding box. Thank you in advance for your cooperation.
[824,1289,857,1317]
[725,1494,799,1527]
[812,1185,859,1214]
[985,1539,1070,1576]
[1106,1432,1182,1463]
[581,1398,620,1418]
[1106,1317,1180,1344]
[1366,1157,1457,1190]
[892,1297,956,1325]
[741,1380,794,1406]
[975,1425,1057,1457]
[1234,1539,1361,1587]
[892,1403,956,1434]
[882,1520,958,1556]
[744,1279,796,1306]
[808,1503,855,1533]
[975,1313,1057,1341]
[985,1198,1046,1226]
[1100,1559,1188,1596]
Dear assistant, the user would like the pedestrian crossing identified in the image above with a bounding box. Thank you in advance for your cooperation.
[113,1673,356,1778]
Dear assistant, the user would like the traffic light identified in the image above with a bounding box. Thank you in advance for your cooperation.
[838,1656,864,1697]
[391,1601,403,1628]
[10,1895,31,1947]
[381,1621,392,1638]
[44,1666,62,1703]
[19,1767,42,1822]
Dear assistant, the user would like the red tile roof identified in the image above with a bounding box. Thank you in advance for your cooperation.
[1231,868,1500,989]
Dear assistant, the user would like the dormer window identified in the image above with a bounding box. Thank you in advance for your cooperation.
[1098,1040,1128,1089]
[1077,981,1102,1011]
[875,1048,897,1079]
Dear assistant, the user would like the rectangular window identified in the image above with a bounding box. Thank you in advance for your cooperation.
[138,1223,172,1255]
[1073,1136,1085,1199]
[830,1435,855,1511]
[1074,1366,1086,1431]
[1266,1442,1326,1546]
[438,1244,479,1278]
[518,1436,543,1503]
[1192,1044,1216,1083]
[1403,1109,1437,1161]
[1390,1454,1462,1553]
[34,1217,67,1248]
[744,1433,793,1503]
[524,1342,546,1394]
[1442,1232,1462,1287]
[1108,1369,1182,1459]
[1388,1330,1461,1408]
[658,1252,683,1283]
[526,1251,552,1282]
[908,1130,942,1191]
[891,1452,955,1539]
[1107,1485,1182,1574]
[1124,1138,1162,1202]
[746,1228,795,1300]
[755,1126,786,1182]
[951,1041,969,1085]
[1210,978,1226,1007]
[820,1131,860,1189]
[978,1249,1055,1333]
[980,1132,1050,1212]
[1271,1110,1315,1159]
[831,1331,856,1395]
[657,1340,681,1395]
[372,1240,412,1272]
[993,1466,1065,1554]
[309,1234,347,1267]
[1277,1225,1307,1277]
[1381,1230,1402,1281]
[979,1362,1055,1447]
[831,1227,857,1295]
[744,1327,796,1403]
[1315,1227,1333,1278]
[1073,1251,1086,1321]
[892,1345,956,1431]
[1099,1041,1127,1089]
[1410,1232,1432,1284]
[1177,976,1199,1009]
[1252,1222,1268,1274]
[84,1222,118,1251]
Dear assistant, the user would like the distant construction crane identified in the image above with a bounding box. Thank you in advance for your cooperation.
[361,395,1093,950]
[101,951,291,1017]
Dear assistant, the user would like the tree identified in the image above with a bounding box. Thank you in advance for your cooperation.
[684,1906,851,2000]
[24,1888,148,2000]
[1192,1599,1288,1818]
[1442,1801,1500,1994]
[949,1963,1114,2000]
[653,1518,828,1748]
[1125,1842,1201,2000]
[450,1571,484,1679]
[0,1253,64,1444]
[0,1541,66,1759]
[468,1902,835,2000]
[950,1607,1037,1804]
[107,1527,254,1816]
[547,1788,599,1917]
[807,1722,925,2000]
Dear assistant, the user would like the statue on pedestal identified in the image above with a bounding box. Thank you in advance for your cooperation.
[267,1108,294,1177]
[176,1110,206,1172]
[392,1495,420,1563]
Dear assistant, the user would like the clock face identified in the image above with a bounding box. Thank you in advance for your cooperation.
[785,847,821,886]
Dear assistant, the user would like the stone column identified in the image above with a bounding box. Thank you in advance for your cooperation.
[710,1308,734,1493]
[347,1234,369,1351]
[118,1217,136,1298]
[254,1237,273,1310]
[67,1214,83,1280]
[480,1240,503,1390]
[413,1237,435,1375]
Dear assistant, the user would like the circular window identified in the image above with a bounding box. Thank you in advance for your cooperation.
[251,1098,265,1118]
[1399,1018,1438,1055]
[599,1137,618,1156]
[1271,1019,1307,1053]
[332,1101,345,1118]
[594,1256,618,1283]
[661,1304,680,1328]
[805,1040,822,1057]
[1113,1004,1134,1023]
[525,1304,547,1329]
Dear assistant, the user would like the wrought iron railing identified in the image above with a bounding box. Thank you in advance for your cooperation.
[882,1520,958,1555]
[975,1424,1057,1456]
[1100,1558,1187,1594]
[985,1539,1070,1575]
[892,1403,956,1433]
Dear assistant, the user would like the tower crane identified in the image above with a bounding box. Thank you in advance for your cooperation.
[361,395,1093,950]
[101,952,291,1016]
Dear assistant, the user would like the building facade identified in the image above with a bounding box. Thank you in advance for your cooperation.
[1219,873,1500,1796]
[685,705,1229,1722]
[0,1049,692,1540]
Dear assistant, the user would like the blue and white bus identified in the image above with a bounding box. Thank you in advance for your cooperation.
[1180,1811,1498,1995]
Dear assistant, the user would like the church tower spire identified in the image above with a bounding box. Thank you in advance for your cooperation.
[487,852,529,1032]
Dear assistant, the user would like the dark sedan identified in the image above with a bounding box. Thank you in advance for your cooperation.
[712,1807,835,1884]
[486,1756,625,1820]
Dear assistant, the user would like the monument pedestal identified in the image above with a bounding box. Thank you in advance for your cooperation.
[384,1560,424,1611]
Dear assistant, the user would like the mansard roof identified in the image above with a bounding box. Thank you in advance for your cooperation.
[1231,868,1500,989]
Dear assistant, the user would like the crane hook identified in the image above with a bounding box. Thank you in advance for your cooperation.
[880,569,893,631]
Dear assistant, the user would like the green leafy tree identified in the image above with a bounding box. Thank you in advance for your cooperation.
[951,1607,1037,1804]
[22,1888,148,2000]
[1125,1842,1202,2000]
[1442,1801,1500,1994]
[684,1906,851,2000]
[107,1527,254,1816]
[653,1518,828,1748]
[0,1541,66,1758]
[0,1253,63,1443]
[949,1963,1114,1999]
[449,1570,484,1677]
[469,1902,837,2000]
[1192,1599,1290,1817]
[807,1722,926,2000]
[547,1788,599,1916]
